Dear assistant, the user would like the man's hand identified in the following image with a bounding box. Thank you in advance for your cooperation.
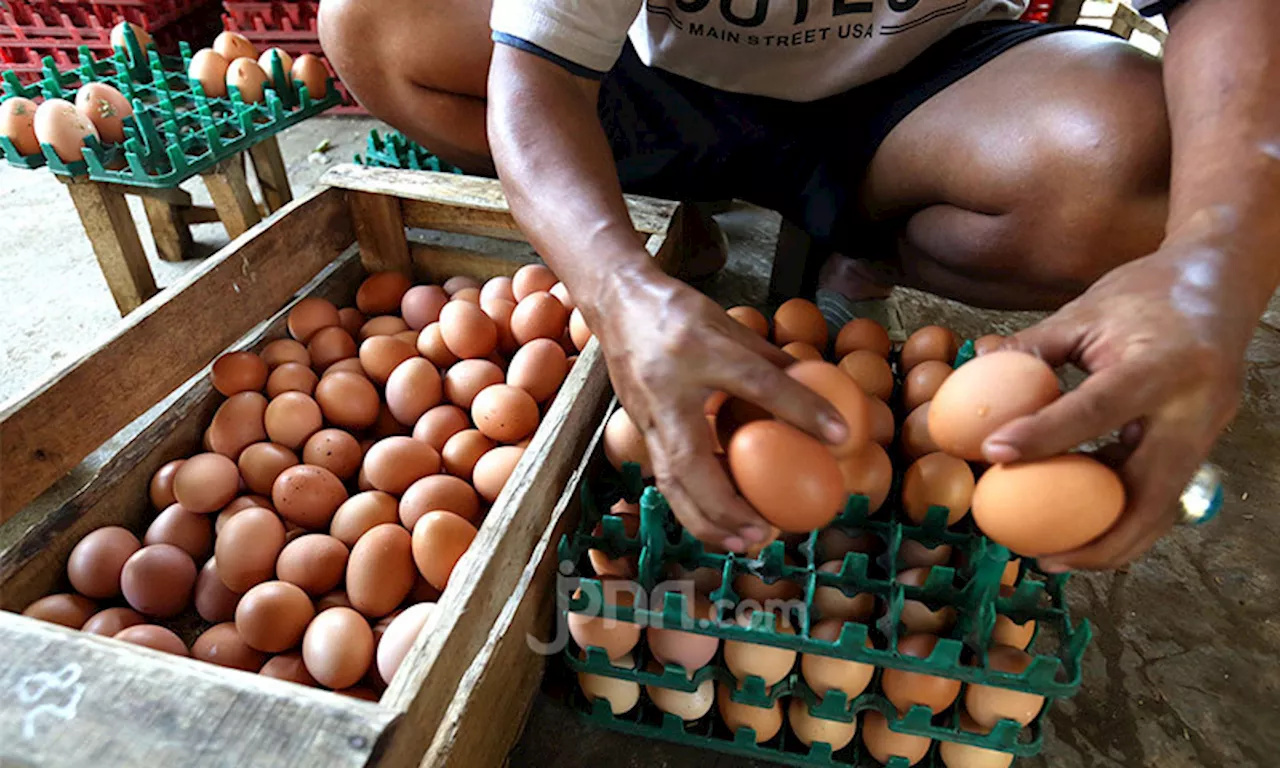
[982,234,1259,572]
[587,264,848,552]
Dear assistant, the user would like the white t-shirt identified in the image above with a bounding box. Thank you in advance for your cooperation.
[491,0,1168,102]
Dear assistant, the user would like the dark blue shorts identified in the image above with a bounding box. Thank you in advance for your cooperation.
[597,20,1110,253]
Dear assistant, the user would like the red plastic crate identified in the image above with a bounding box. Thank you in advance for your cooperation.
[221,1,317,41]
[1021,0,1055,23]
[6,0,218,36]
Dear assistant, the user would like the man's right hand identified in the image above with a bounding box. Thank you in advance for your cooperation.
[585,262,849,551]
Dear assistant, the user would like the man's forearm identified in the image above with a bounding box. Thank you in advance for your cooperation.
[1163,0,1280,312]
[487,47,660,325]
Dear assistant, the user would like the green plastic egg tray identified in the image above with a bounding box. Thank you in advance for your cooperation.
[354,129,463,173]
[1,26,340,187]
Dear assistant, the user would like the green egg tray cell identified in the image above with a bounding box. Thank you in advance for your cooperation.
[354,129,464,173]
[1,26,340,187]
[571,689,961,768]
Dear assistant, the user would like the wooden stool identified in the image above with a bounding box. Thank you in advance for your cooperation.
[61,135,293,315]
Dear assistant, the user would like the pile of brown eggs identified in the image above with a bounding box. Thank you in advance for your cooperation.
[187,31,328,105]
[18,265,591,697]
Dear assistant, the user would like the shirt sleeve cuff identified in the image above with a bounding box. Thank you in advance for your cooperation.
[491,33,609,80]
[490,5,624,75]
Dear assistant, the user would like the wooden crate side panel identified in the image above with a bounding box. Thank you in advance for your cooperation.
[408,242,539,285]
[373,342,611,768]
[0,612,396,768]
[0,187,356,524]
[0,251,365,612]
[426,415,606,768]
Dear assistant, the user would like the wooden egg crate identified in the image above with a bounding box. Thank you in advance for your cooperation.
[0,163,686,768]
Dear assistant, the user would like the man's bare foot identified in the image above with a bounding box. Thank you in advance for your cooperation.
[816,252,899,337]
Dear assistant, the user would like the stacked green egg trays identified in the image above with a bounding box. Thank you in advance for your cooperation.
[0,25,339,187]
[556,373,1094,766]
[355,129,463,174]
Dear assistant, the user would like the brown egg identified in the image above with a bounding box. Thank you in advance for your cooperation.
[728,421,844,533]
[82,606,146,636]
[733,563,802,603]
[260,652,318,686]
[862,711,932,766]
[145,504,214,560]
[801,618,875,700]
[972,455,1125,557]
[966,646,1045,728]
[901,402,942,460]
[441,429,494,481]
[34,98,98,162]
[263,392,323,449]
[292,54,329,98]
[482,297,519,354]
[302,428,363,480]
[213,30,257,61]
[226,58,270,103]
[510,292,569,345]
[973,334,1006,356]
[901,325,960,373]
[903,453,975,526]
[510,264,556,300]
[928,351,1061,461]
[206,391,268,459]
[401,285,449,329]
[438,301,498,360]
[384,358,443,425]
[116,625,189,656]
[472,444,525,502]
[772,298,828,349]
[470,385,539,443]
[0,97,40,156]
[411,511,478,590]
[273,534,348,597]
[316,590,353,612]
[716,682,783,743]
[416,322,458,367]
[323,358,367,377]
[723,611,797,685]
[781,341,823,361]
[835,318,891,359]
[376,602,436,683]
[788,697,857,750]
[394,329,420,347]
[235,580,315,653]
[645,595,719,672]
[330,491,399,546]
[939,713,1016,768]
[338,307,366,338]
[569,308,593,351]
[187,48,230,97]
[603,408,651,477]
[904,360,952,412]
[308,372,378,432]
[307,327,358,371]
[837,441,892,513]
[399,475,481,528]
[303,607,374,688]
[67,526,140,598]
[109,21,151,48]
[262,338,310,369]
[587,515,640,579]
[216,506,286,592]
[548,281,575,310]
[413,405,470,451]
[272,464,348,530]
[360,436,440,494]
[359,315,410,341]
[899,539,953,569]
[726,306,769,337]
[440,359,503,409]
[480,276,516,306]
[235,442,297,495]
[813,563,875,623]
[346,524,417,617]
[149,459,184,509]
[193,622,266,671]
[503,339,566,402]
[451,287,481,304]
[993,592,1036,650]
[838,350,894,401]
[359,336,417,384]
[354,272,410,315]
[195,557,241,623]
[257,48,293,83]
[22,594,97,629]
[787,360,873,456]
[566,584,640,660]
[868,396,895,446]
[881,634,962,714]
[173,453,240,513]
[74,82,133,144]
[896,567,958,634]
[287,297,340,343]
[120,544,196,617]
[266,361,319,398]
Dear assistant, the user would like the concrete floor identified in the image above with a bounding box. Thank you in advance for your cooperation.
[2,116,1277,766]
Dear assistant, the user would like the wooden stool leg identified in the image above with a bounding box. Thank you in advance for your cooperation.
[248,135,293,214]
[770,217,820,303]
[141,197,194,262]
[64,179,158,315]
[203,154,262,239]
